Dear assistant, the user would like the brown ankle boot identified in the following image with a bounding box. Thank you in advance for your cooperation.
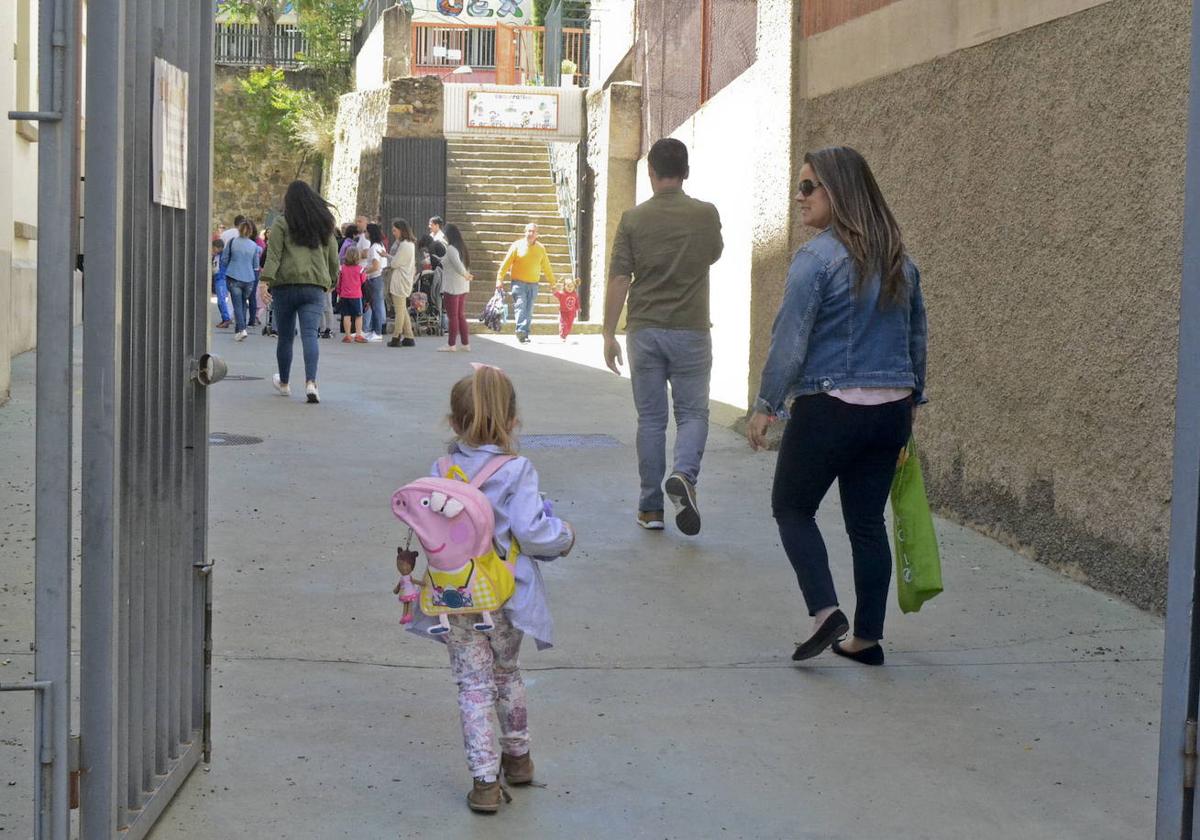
[501,752,534,785]
[466,777,511,813]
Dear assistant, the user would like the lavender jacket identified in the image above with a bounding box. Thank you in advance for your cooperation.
[405,442,573,649]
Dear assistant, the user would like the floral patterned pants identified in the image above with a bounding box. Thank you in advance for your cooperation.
[446,611,529,778]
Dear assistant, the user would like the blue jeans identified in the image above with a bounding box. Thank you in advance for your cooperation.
[227,278,254,332]
[628,328,712,512]
[772,394,912,641]
[249,277,261,324]
[213,273,231,321]
[271,284,325,384]
[365,275,386,335]
[510,280,538,336]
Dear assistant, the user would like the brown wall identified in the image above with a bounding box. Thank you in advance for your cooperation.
[801,0,896,36]
[212,65,322,231]
[754,0,1188,611]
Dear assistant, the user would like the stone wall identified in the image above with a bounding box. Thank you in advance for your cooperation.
[761,0,1187,611]
[211,65,322,231]
[327,76,443,225]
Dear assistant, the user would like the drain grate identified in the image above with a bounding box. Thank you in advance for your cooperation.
[521,434,621,450]
[208,432,263,447]
[222,374,264,381]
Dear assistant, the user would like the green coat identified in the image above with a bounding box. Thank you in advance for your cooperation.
[261,217,339,291]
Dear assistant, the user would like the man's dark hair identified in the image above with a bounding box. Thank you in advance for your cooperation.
[647,139,689,180]
[429,215,445,229]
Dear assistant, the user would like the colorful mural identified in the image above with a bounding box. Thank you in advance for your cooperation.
[428,0,525,19]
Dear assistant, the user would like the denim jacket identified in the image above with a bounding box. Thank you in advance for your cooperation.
[754,229,928,416]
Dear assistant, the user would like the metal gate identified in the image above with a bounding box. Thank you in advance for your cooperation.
[5,0,219,837]
[381,138,447,232]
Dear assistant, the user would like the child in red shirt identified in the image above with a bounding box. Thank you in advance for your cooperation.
[337,250,368,343]
[552,279,581,341]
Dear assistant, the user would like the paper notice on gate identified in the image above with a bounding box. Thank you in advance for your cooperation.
[153,57,189,209]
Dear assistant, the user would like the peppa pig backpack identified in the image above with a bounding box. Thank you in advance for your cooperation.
[390,455,518,634]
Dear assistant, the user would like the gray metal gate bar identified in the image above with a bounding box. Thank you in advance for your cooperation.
[1157,0,1200,836]
[14,0,85,834]
[78,0,215,836]
[80,0,127,831]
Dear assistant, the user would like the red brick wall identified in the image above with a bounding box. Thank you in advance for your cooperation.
[802,0,897,37]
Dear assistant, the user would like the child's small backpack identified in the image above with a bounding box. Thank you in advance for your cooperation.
[391,455,517,634]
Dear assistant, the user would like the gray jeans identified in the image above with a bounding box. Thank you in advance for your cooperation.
[628,328,712,512]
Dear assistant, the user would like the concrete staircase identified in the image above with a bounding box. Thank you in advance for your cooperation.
[446,138,593,335]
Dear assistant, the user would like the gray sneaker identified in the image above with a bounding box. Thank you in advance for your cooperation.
[664,472,701,536]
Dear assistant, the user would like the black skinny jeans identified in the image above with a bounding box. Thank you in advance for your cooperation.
[772,393,912,641]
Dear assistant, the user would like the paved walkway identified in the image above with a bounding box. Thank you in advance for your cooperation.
[0,325,1164,839]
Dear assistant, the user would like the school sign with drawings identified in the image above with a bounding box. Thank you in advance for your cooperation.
[405,0,529,21]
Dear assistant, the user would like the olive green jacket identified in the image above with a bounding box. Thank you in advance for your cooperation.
[261,217,339,291]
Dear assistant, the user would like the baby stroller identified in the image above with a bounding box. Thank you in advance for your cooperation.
[410,267,444,337]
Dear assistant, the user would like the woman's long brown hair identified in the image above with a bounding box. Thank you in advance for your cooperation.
[805,147,908,307]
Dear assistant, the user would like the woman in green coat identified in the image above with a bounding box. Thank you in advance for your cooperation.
[261,181,340,404]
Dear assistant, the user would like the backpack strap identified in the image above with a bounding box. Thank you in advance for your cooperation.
[436,454,517,488]
[469,455,517,488]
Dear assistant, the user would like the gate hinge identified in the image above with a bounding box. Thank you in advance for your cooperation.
[1185,719,1197,790]
[69,735,80,809]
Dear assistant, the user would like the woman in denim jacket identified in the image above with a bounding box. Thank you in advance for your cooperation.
[747,147,928,667]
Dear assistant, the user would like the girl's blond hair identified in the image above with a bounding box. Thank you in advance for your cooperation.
[449,366,519,454]
[344,248,362,266]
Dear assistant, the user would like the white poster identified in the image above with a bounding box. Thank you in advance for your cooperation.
[153,57,189,209]
[467,90,559,131]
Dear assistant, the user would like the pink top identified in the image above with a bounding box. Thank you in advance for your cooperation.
[336,264,365,298]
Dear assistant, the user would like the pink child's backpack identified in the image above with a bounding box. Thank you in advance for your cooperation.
[391,455,517,634]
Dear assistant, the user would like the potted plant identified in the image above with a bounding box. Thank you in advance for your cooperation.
[560,58,578,86]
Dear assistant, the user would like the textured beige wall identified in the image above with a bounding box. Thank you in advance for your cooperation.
[759,0,1188,611]
[802,0,1118,98]
[587,81,641,323]
[328,86,391,224]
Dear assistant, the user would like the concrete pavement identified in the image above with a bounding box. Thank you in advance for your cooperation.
[0,323,1165,839]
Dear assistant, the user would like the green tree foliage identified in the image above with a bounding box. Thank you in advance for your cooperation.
[239,67,337,165]
[293,0,362,72]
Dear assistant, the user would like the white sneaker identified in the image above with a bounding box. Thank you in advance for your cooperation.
[436,345,458,353]
[367,332,383,343]
[460,344,472,352]
[235,330,247,342]
[272,374,290,397]
[305,382,319,404]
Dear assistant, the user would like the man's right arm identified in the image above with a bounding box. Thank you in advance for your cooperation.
[603,216,634,374]
[496,243,516,286]
[710,205,724,265]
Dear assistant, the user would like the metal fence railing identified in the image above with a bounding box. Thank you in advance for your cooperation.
[214,23,310,68]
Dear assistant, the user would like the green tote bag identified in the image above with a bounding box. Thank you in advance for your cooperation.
[890,437,943,613]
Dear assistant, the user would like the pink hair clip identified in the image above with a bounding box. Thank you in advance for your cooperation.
[470,362,504,374]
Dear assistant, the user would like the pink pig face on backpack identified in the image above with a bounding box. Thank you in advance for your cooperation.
[391,479,495,571]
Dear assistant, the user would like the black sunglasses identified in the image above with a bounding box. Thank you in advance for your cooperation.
[797,179,823,198]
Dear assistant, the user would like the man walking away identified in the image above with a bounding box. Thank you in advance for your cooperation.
[497,223,557,344]
[603,139,724,535]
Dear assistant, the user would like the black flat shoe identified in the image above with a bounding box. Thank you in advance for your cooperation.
[792,609,849,661]
[831,640,885,666]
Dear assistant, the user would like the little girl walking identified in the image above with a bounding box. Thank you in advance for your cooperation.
[404,365,575,812]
